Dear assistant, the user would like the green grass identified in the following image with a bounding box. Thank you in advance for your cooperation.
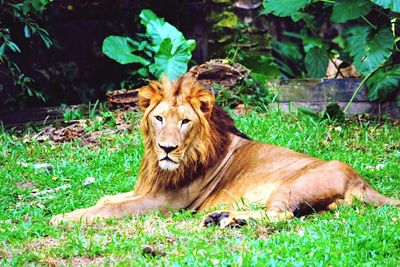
[1,110,399,266]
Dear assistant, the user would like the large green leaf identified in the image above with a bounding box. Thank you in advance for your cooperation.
[366,66,400,100]
[139,9,160,26]
[146,20,185,52]
[261,0,310,17]
[371,0,400,12]
[138,9,195,79]
[0,43,6,57]
[290,11,315,22]
[331,0,372,23]
[150,38,191,80]
[305,47,329,78]
[102,36,150,65]
[139,9,196,53]
[187,39,196,52]
[346,26,394,75]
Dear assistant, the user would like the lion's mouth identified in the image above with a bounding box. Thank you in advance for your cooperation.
[159,156,180,171]
[160,156,178,164]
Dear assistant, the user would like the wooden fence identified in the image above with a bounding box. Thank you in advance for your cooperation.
[270,78,399,119]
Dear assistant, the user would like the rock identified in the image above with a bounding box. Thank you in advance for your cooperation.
[82,176,96,186]
[326,56,360,79]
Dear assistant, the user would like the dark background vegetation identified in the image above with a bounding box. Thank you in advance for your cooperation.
[2,0,274,111]
[1,0,399,113]
[0,1,210,110]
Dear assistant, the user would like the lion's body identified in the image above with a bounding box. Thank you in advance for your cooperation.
[51,76,399,226]
[196,135,397,212]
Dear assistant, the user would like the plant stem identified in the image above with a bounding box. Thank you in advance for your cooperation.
[343,71,374,113]
[318,0,335,3]
[361,16,377,30]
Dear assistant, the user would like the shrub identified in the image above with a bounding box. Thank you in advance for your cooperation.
[262,0,400,106]
[0,0,52,109]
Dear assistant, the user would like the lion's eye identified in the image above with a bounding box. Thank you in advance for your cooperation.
[182,119,190,125]
[155,116,163,122]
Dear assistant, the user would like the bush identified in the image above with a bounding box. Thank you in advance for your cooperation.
[262,0,400,105]
[215,77,273,112]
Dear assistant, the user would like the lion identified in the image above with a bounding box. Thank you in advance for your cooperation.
[51,76,399,227]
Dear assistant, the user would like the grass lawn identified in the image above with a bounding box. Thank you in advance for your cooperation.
[1,110,399,266]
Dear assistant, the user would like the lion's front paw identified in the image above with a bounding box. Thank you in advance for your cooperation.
[50,214,65,226]
[50,208,89,226]
[203,211,248,228]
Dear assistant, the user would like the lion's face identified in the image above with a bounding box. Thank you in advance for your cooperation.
[149,100,201,171]
[138,77,214,172]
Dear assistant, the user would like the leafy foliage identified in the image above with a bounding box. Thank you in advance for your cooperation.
[150,38,192,79]
[305,47,329,78]
[366,66,400,100]
[139,10,195,54]
[271,39,305,78]
[331,0,372,23]
[371,0,400,12]
[346,26,393,75]
[102,9,195,83]
[102,36,150,65]
[262,0,400,105]
[215,77,272,112]
[261,0,310,17]
[0,0,53,109]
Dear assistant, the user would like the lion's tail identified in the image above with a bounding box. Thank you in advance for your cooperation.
[364,186,400,206]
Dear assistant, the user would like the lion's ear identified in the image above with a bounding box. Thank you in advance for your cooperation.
[190,89,215,115]
[138,82,163,112]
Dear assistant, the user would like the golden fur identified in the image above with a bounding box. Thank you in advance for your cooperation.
[51,76,399,227]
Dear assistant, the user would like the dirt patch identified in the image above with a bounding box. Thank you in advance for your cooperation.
[32,121,99,146]
[30,111,135,146]
[0,248,13,260]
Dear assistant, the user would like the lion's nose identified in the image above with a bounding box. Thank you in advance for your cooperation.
[159,144,178,153]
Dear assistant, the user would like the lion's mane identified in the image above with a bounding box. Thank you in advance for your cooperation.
[133,77,249,193]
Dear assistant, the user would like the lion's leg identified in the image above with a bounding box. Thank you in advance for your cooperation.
[50,194,171,225]
[325,190,363,210]
[96,191,135,205]
[326,199,346,210]
[203,209,294,228]
[264,160,373,215]
[286,160,400,211]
